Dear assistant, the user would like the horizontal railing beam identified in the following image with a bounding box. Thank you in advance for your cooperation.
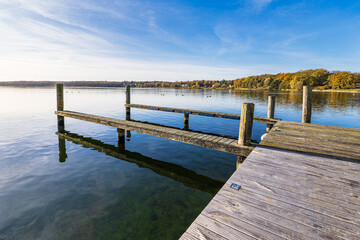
[125,104,280,124]
[55,110,254,156]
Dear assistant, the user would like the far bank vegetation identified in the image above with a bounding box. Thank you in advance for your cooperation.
[1,69,359,90]
[234,69,360,90]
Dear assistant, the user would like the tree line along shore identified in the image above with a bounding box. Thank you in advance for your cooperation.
[1,69,359,91]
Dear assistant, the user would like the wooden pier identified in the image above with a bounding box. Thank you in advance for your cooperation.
[54,83,275,157]
[180,122,360,240]
[54,84,360,239]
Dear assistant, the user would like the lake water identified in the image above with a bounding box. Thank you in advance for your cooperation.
[0,87,359,239]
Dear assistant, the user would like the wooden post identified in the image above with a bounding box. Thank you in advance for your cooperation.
[184,113,189,129]
[238,103,254,146]
[125,85,131,120]
[117,128,125,152]
[56,84,65,133]
[302,86,312,123]
[266,95,275,132]
[236,155,246,169]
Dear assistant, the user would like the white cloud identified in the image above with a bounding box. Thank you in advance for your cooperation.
[247,0,273,12]
[0,0,276,81]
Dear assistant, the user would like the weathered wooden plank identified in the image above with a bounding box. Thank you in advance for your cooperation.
[182,146,360,239]
[264,131,360,150]
[210,197,344,240]
[236,167,360,211]
[193,214,258,239]
[179,232,198,240]
[55,110,254,156]
[243,157,360,197]
[264,125,360,150]
[202,205,287,240]
[125,103,279,124]
[217,188,360,239]
[276,121,360,134]
[179,222,229,240]
[252,147,360,178]
[260,138,360,161]
[247,149,360,184]
[229,172,360,225]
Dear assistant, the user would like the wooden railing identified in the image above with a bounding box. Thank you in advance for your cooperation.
[124,104,279,124]
[123,86,281,146]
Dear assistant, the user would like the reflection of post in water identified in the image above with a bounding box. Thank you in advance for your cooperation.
[58,135,68,163]
[56,131,224,195]
[117,128,125,152]
[184,113,189,130]
[126,130,131,141]
[236,155,246,169]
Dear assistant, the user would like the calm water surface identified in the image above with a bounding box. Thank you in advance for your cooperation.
[0,87,359,239]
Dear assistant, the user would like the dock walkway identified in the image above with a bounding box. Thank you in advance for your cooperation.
[180,122,360,240]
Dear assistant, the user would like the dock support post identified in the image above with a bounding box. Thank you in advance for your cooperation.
[125,85,131,120]
[236,155,246,169]
[184,113,189,129]
[56,83,65,133]
[302,86,312,123]
[266,95,275,132]
[117,128,125,152]
[238,103,254,146]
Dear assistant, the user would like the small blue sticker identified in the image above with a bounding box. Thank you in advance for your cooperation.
[230,183,241,190]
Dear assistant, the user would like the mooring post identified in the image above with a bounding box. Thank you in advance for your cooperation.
[125,85,131,120]
[56,83,65,133]
[236,155,246,169]
[238,103,254,146]
[184,113,189,129]
[117,128,125,152]
[302,86,312,123]
[266,95,275,132]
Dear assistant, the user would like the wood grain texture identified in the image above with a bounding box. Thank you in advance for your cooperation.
[238,103,254,146]
[261,121,360,161]
[302,86,312,123]
[180,145,360,240]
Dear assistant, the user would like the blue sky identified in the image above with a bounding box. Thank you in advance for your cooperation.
[0,0,359,81]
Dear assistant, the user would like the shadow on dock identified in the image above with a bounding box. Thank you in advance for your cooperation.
[56,131,225,195]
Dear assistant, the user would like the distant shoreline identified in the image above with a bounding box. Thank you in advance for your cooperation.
[1,84,359,93]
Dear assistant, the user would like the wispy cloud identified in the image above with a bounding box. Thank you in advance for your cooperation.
[0,0,359,81]
[246,0,273,12]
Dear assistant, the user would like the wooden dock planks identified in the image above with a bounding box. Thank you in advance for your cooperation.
[180,146,360,240]
[260,121,360,161]
[55,110,254,156]
[181,122,360,239]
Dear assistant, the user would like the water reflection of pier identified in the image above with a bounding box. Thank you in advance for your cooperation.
[57,131,224,195]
